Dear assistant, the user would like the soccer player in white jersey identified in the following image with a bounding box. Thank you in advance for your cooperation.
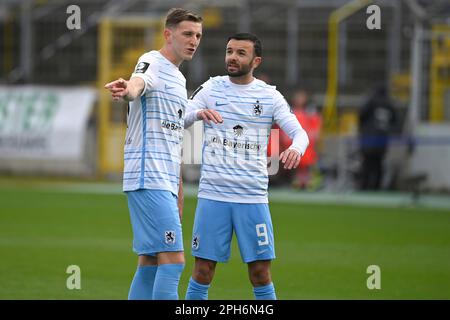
[104,8,204,300]
[184,33,309,300]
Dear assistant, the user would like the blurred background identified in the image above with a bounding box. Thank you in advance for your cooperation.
[1,0,450,193]
[0,0,449,299]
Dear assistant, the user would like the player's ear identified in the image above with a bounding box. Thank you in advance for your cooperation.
[163,28,172,42]
[253,56,262,69]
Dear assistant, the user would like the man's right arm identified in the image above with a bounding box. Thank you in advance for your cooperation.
[104,77,145,102]
[184,82,223,128]
[105,54,157,102]
[185,108,223,128]
[124,77,145,101]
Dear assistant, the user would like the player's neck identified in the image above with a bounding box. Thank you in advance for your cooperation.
[159,46,182,67]
[228,74,255,85]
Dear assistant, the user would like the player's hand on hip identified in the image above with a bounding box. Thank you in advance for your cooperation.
[197,109,223,124]
[104,78,129,101]
[279,148,302,170]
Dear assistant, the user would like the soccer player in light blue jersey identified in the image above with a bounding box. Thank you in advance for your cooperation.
[104,8,204,300]
[184,33,309,300]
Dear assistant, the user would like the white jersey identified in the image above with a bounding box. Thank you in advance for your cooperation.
[186,76,309,203]
[123,51,186,195]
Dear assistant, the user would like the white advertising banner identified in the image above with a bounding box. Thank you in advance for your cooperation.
[0,86,96,160]
[410,123,450,189]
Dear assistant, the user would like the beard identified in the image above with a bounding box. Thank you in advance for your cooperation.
[226,62,252,77]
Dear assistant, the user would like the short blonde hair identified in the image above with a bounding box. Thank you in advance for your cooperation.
[165,8,203,28]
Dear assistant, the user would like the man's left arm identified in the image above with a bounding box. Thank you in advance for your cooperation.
[178,170,184,222]
[273,92,309,170]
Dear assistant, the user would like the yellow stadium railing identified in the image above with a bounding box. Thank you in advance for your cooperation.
[323,0,373,133]
[97,17,165,176]
[429,24,450,122]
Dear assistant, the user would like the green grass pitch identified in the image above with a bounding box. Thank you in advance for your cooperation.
[0,185,449,299]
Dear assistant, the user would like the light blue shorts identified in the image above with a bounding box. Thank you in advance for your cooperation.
[190,198,275,263]
[126,189,183,256]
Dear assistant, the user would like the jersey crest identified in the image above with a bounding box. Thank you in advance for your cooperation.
[253,100,263,117]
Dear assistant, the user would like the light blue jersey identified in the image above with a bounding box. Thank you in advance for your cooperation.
[123,51,187,195]
[186,76,309,203]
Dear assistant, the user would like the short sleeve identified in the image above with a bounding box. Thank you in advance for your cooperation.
[130,54,159,96]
